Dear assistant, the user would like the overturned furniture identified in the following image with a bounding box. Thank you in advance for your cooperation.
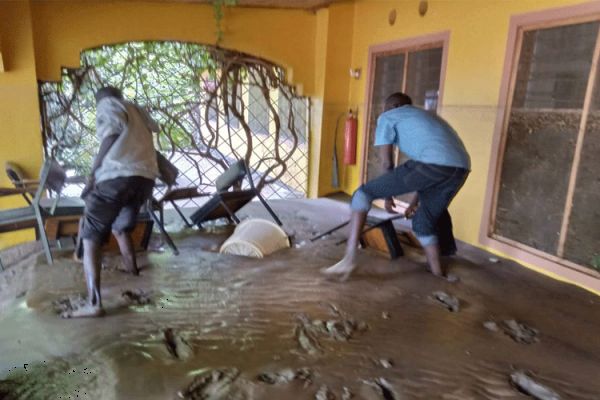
[220,218,290,258]
[151,151,208,229]
[189,160,282,229]
[312,214,421,260]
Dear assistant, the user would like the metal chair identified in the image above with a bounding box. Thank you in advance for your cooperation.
[189,160,282,229]
[0,159,84,265]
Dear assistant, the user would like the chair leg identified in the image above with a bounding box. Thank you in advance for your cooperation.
[146,200,179,255]
[34,207,53,265]
[256,194,283,226]
[170,200,194,228]
[0,257,4,271]
[220,200,240,224]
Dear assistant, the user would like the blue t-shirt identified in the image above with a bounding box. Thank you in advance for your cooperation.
[374,105,471,170]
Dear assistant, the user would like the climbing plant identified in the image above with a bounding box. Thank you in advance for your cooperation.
[212,0,238,46]
[39,41,309,201]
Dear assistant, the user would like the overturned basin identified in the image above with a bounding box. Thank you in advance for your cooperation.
[220,219,290,258]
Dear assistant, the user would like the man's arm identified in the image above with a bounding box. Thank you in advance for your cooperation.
[378,144,398,214]
[81,134,119,198]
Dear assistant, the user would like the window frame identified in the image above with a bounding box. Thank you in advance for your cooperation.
[480,2,600,291]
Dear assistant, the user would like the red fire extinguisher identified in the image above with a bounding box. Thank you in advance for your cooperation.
[343,109,357,165]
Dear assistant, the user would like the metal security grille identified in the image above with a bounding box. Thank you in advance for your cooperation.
[39,42,309,207]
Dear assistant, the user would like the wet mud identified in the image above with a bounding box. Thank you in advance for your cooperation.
[0,199,599,399]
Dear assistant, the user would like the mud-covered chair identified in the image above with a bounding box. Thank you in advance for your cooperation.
[0,159,84,265]
[189,160,282,228]
[5,161,37,205]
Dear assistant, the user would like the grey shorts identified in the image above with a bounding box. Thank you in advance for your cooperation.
[81,176,154,243]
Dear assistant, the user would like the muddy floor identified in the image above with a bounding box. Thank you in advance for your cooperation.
[0,199,599,400]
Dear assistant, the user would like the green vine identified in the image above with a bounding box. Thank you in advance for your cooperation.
[213,0,238,46]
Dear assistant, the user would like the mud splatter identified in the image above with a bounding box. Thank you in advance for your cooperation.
[315,384,336,400]
[341,386,354,400]
[52,294,87,316]
[257,367,313,387]
[485,319,539,344]
[122,289,153,305]
[163,328,193,360]
[177,368,241,399]
[295,315,323,355]
[431,291,460,312]
[362,377,397,400]
[372,358,394,369]
[510,370,560,400]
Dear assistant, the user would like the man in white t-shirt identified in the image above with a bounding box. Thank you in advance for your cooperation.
[65,86,159,318]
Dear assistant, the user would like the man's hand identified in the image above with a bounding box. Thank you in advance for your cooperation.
[81,176,95,199]
[405,203,418,219]
[384,198,398,214]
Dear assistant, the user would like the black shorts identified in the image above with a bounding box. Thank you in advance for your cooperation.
[81,176,154,243]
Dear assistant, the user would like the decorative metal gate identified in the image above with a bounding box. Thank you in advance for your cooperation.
[39,41,309,207]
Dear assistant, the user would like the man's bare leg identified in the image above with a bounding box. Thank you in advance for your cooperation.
[321,210,367,280]
[423,243,458,282]
[64,238,105,318]
[113,231,139,275]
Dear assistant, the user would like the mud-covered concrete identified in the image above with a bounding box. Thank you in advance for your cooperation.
[0,199,599,399]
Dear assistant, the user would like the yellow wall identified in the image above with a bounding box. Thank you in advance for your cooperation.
[0,0,43,248]
[343,0,591,248]
[314,3,355,196]
[30,1,317,93]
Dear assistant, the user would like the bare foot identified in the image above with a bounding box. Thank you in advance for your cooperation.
[321,256,357,281]
[422,263,459,283]
[431,271,459,283]
[61,304,106,318]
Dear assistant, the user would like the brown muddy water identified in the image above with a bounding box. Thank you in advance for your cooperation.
[0,199,599,399]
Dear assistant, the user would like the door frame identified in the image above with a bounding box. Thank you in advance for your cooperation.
[359,30,451,185]
[479,2,600,292]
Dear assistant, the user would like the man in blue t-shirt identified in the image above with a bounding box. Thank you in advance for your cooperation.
[323,92,470,281]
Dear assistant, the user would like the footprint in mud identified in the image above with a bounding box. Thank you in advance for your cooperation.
[484,319,539,344]
[163,328,193,360]
[510,370,560,400]
[431,291,460,312]
[257,367,313,387]
[177,368,240,399]
[121,289,153,305]
[52,294,88,316]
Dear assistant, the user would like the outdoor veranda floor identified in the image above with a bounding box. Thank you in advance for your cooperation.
[0,198,599,399]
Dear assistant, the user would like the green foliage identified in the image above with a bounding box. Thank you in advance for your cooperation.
[39,40,310,197]
[213,0,238,46]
